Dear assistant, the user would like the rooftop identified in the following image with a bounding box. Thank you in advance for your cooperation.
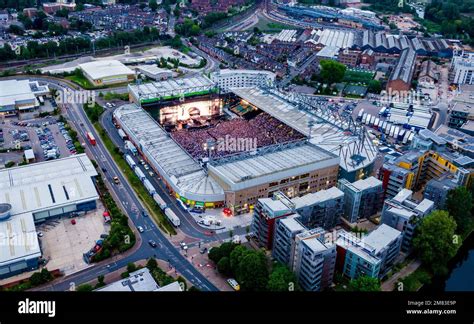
[363,224,401,254]
[291,186,343,210]
[229,87,377,173]
[128,74,215,102]
[113,104,224,202]
[79,60,134,80]
[208,141,339,191]
[0,154,99,216]
[96,268,160,292]
[0,79,48,108]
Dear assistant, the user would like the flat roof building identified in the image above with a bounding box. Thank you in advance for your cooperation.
[0,79,50,116]
[128,74,216,105]
[211,69,276,93]
[381,189,434,252]
[0,154,99,279]
[96,268,183,292]
[79,60,135,86]
[338,176,384,223]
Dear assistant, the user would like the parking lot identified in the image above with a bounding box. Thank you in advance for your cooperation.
[0,117,75,163]
[38,203,109,276]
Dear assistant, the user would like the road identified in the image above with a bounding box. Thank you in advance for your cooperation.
[16,76,219,291]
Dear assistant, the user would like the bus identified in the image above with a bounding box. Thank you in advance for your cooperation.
[86,132,96,145]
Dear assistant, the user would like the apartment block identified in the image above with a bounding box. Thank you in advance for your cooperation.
[292,228,336,291]
[381,189,434,252]
[335,224,402,279]
[338,176,384,223]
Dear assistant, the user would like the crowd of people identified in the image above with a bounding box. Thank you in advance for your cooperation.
[171,112,305,159]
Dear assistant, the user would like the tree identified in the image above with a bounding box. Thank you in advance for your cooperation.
[208,242,236,264]
[127,262,137,273]
[146,258,158,271]
[95,275,106,289]
[217,256,232,276]
[446,187,473,236]
[319,60,346,86]
[229,245,248,274]
[349,276,381,291]
[267,263,300,292]
[149,0,158,12]
[412,210,459,275]
[76,284,94,292]
[368,80,382,94]
[236,251,269,291]
[8,24,25,36]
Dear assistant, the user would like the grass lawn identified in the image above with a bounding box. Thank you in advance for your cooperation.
[93,121,177,236]
[343,69,375,85]
[66,75,96,89]
[66,75,131,91]
[248,16,298,33]
[398,267,432,291]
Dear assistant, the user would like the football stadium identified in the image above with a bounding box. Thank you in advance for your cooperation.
[115,73,377,214]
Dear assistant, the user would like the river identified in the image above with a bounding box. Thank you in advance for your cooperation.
[421,232,474,292]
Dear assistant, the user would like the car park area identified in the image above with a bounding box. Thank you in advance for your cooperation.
[38,203,109,276]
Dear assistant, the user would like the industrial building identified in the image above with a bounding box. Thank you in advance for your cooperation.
[210,69,276,93]
[134,65,173,81]
[0,79,50,116]
[79,60,135,86]
[0,154,99,279]
[360,30,452,58]
[338,176,384,223]
[386,48,417,93]
[381,189,434,252]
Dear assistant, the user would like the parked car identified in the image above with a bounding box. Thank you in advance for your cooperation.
[227,278,240,291]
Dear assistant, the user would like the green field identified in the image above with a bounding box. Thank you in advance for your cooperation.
[343,69,375,85]
[247,16,298,33]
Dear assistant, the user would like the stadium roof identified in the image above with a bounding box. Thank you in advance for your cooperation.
[79,60,134,80]
[229,87,378,173]
[128,75,216,102]
[208,141,339,191]
[113,104,224,202]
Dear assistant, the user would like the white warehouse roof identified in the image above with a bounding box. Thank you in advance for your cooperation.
[79,60,134,80]
[0,154,99,216]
